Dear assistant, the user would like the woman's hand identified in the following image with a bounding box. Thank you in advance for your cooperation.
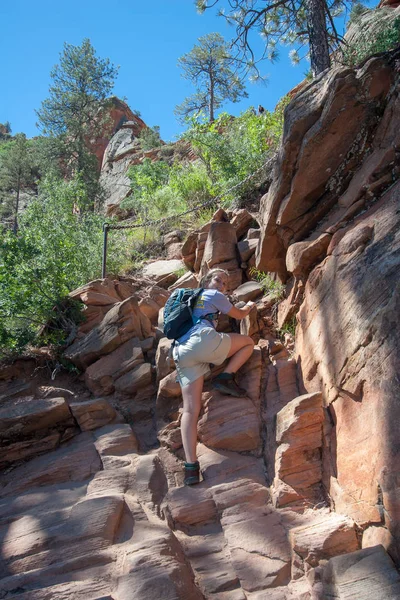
[227,301,256,320]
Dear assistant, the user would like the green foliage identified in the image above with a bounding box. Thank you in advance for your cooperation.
[174,266,188,279]
[0,134,35,226]
[175,32,248,123]
[169,162,215,206]
[341,15,400,66]
[182,101,287,203]
[124,159,171,220]
[139,126,162,151]
[120,96,287,226]
[278,316,297,338]
[249,267,285,301]
[0,175,137,356]
[36,38,119,205]
[348,1,370,25]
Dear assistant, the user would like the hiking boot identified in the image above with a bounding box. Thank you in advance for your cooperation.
[184,461,200,486]
[212,372,247,397]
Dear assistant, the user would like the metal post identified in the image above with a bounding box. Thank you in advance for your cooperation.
[102,223,109,279]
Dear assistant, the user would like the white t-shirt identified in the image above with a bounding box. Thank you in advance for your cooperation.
[177,289,233,344]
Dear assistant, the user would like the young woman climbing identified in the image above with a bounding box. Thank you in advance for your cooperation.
[172,268,255,485]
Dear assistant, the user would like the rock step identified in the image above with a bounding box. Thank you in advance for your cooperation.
[322,544,400,599]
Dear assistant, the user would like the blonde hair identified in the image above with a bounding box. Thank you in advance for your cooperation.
[200,268,230,288]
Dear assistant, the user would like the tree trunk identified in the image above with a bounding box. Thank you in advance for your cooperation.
[306,0,330,76]
[209,70,215,123]
[13,173,21,234]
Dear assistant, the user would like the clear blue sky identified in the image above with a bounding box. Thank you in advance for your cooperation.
[0,0,361,143]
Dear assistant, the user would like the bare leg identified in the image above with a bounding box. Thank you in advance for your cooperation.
[180,375,204,463]
[224,333,254,373]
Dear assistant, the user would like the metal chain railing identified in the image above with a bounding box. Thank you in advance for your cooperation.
[101,152,277,276]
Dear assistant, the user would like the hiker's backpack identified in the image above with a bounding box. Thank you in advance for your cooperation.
[163,287,204,340]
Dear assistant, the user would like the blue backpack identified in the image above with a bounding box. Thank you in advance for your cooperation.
[163,287,204,340]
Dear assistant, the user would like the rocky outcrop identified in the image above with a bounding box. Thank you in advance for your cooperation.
[88,97,146,169]
[256,48,400,280]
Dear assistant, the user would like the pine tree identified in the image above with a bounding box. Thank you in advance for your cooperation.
[36,38,118,207]
[175,32,248,123]
[197,0,355,77]
[0,134,33,233]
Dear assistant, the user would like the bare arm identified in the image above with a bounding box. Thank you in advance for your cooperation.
[227,301,255,320]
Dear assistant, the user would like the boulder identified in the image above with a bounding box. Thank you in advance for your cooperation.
[64,296,152,369]
[233,281,264,303]
[230,209,256,239]
[114,362,152,395]
[155,337,174,382]
[69,278,122,304]
[0,434,102,496]
[84,338,144,395]
[197,391,261,452]
[165,486,218,529]
[157,370,181,398]
[93,423,139,456]
[290,512,359,568]
[239,305,259,337]
[141,259,184,287]
[274,393,324,500]
[238,238,258,263]
[321,544,400,599]
[285,233,331,278]
[79,304,111,334]
[200,222,238,274]
[0,397,73,442]
[138,297,160,323]
[69,398,118,431]
[168,271,198,292]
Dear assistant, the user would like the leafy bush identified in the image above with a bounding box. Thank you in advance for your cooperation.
[169,162,215,207]
[0,176,139,356]
[181,102,287,204]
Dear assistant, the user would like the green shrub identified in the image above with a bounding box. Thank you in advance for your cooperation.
[169,163,215,207]
[0,175,148,356]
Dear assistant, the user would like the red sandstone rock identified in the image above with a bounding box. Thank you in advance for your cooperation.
[256,54,396,278]
[69,398,119,431]
[165,486,218,529]
[84,338,144,395]
[155,337,174,382]
[138,296,160,323]
[198,390,261,452]
[321,544,400,599]
[230,209,256,239]
[114,362,152,395]
[64,296,152,369]
[290,513,359,568]
[168,271,198,291]
[141,259,184,286]
[295,182,400,538]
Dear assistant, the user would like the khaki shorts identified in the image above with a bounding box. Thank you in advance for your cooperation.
[173,327,231,387]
